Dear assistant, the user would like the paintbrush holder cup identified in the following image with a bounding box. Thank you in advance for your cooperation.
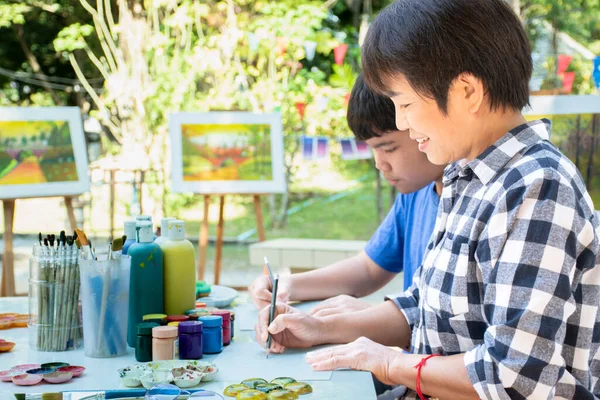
[28,244,83,352]
[80,256,131,358]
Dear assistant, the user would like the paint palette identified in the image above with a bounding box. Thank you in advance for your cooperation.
[0,363,84,387]
[223,377,312,398]
[118,360,218,388]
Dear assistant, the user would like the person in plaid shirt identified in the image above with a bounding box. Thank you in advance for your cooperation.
[255,0,600,398]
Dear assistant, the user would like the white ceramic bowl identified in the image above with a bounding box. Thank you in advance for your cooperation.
[118,367,144,388]
[201,365,218,382]
[174,370,203,388]
[140,370,174,390]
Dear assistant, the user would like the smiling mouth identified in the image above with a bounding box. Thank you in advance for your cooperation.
[415,137,429,144]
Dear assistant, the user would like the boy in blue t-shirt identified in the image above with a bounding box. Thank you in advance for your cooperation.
[248,74,445,315]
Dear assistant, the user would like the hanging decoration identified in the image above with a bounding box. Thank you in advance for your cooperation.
[301,136,330,160]
[295,102,307,121]
[334,44,348,66]
[562,72,576,93]
[557,54,573,75]
[304,41,317,62]
[339,138,372,160]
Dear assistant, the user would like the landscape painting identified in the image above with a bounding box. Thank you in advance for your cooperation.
[0,107,90,199]
[170,112,285,194]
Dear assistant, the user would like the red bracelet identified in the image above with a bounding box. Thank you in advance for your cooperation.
[414,354,440,400]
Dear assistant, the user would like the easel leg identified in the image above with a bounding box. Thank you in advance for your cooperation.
[197,195,210,281]
[253,195,266,242]
[1,200,16,297]
[214,195,225,285]
[64,196,77,232]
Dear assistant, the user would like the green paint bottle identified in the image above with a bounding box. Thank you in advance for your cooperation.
[127,221,164,347]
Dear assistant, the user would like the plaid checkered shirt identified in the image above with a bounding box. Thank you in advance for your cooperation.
[390,119,600,399]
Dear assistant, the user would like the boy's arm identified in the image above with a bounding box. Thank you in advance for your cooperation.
[288,252,396,300]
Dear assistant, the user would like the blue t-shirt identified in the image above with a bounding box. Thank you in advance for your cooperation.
[364,182,439,290]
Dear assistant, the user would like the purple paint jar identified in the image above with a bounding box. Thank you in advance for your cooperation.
[178,321,203,360]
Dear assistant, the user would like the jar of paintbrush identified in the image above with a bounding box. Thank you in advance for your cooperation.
[28,231,83,351]
[79,235,131,358]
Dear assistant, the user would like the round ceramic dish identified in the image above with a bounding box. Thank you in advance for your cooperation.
[118,366,145,388]
[43,370,73,384]
[25,367,56,375]
[12,364,41,372]
[12,374,43,386]
[41,362,70,369]
[57,365,85,377]
[140,370,174,390]
[201,285,238,308]
[0,369,21,382]
[173,370,203,388]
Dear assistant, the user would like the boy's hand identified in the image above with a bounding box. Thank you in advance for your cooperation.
[248,274,291,309]
[310,294,372,318]
[255,303,325,354]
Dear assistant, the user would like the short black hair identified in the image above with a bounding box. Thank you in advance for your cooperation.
[347,73,398,141]
[362,0,532,113]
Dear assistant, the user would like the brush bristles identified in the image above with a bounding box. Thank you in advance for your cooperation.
[111,238,123,251]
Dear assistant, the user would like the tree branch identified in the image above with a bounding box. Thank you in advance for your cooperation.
[13,24,62,105]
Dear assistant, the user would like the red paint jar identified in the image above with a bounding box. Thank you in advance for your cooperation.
[211,310,231,346]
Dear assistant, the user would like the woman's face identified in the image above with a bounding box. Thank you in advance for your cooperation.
[387,74,483,165]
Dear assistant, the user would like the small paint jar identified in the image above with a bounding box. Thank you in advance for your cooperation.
[152,326,178,361]
[178,321,203,360]
[198,316,223,354]
[229,311,235,339]
[167,315,189,324]
[143,313,167,325]
[211,310,231,346]
[136,322,159,362]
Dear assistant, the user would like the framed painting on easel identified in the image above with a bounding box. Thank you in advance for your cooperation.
[169,112,285,285]
[0,107,90,296]
[0,107,90,199]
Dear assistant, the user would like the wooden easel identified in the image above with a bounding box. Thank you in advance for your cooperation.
[1,196,77,297]
[197,194,266,286]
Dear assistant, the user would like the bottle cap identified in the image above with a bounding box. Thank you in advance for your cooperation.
[136,215,152,223]
[160,217,176,238]
[178,321,203,333]
[166,315,190,323]
[143,313,167,323]
[167,322,181,327]
[152,326,178,339]
[124,220,137,239]
[211,310,231,321]
[168,220,186,241]
[137,221,153,243]
[137,322,159,336]
[198,315,222,328]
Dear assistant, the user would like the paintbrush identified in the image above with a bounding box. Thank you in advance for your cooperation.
[266,273,279,359]
[38,232,42,245]
[264,256,274,283]
[110,237,124,260]
[75,228,94,260]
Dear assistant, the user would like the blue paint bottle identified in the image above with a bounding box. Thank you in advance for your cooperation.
[127,221,164,347]
[122,219,137,255]
[198,316,223,354]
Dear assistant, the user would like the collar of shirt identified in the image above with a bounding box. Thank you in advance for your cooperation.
[442,118,552,187]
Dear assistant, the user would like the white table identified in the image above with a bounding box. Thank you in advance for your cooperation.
[0,297,377,399]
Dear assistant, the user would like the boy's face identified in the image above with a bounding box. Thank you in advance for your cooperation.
[387,74,481,165]
[366,129,444,194]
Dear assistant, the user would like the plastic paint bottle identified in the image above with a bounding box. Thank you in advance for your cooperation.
[122,220,137,255]
[155,217,176,246]
[127,221,164,347]
[161,220,196,315]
